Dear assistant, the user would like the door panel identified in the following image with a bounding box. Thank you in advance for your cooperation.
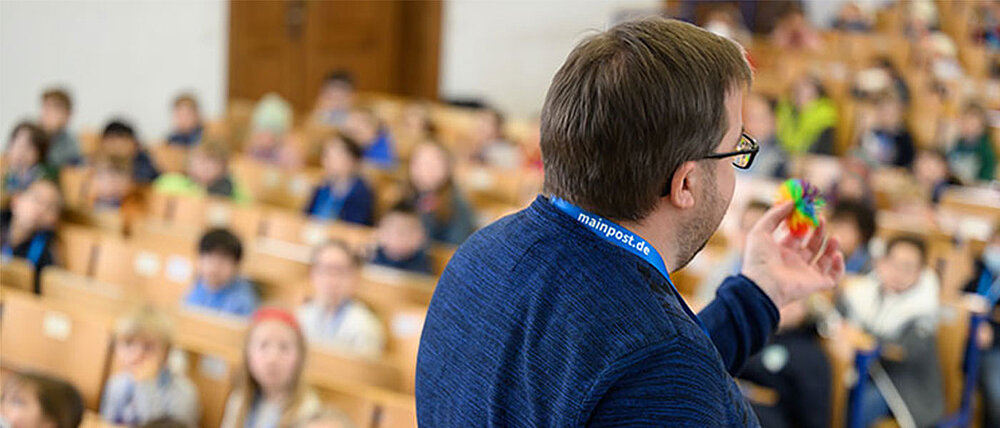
[228,0,304,107]
[229,0,439,112]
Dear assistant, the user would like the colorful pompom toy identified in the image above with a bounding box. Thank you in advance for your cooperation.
[775,179,825,238]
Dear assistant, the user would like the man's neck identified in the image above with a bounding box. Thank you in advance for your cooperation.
[548,194,680,272]
[618,217,678,273]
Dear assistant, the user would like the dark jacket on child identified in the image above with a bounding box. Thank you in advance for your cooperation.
[132,150,160,184]
[739,324,832,428]
[304,177,375,226]
[414,191,476,246]
[0,210,56,293]
[167,125,204,147]
[371,246,433,275]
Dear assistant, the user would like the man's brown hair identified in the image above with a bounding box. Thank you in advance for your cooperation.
[41,88,73,112]
[540,17,752,221]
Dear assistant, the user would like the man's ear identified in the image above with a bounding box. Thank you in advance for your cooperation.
[667,161,698,210]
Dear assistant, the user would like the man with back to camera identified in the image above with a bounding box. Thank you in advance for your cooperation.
[415,18,845,426]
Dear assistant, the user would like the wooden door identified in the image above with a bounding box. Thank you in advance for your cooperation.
[228,0,305,107]
[228,0,441,113]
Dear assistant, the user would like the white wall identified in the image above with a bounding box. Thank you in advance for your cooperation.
[0,0,228,146]
[439,0,660,120]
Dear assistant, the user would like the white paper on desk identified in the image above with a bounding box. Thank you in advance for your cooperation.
[42,312,72,341]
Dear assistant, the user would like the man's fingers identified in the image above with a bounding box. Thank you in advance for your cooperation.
[826,238,845,280]
[823,236,841,262]
[817,236,843,275]
[830,252,845,279]
[817,251,833,274]
[753,201,795,235]
[805,219,826,255]
[780,231,801,249]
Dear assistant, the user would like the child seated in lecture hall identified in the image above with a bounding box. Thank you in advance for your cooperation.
[737,298,831,428]
[153,141,251,203]
[947,102,997,183]
[101,306,200,427]
[370,200,433,275]
[246,93,301,169]
[406,141,475,245]
[89,154,143,212]
[827,157,875,209]
[38,87,82,167]
[341,107,395,169]
[854,94,915,168]
[182,228,259,317]
[220,308,323,428]
[303,134,375,226]
[852,57,911,104]
[963,226,1000,427]
[468,107,521,170]
[312,70,355,128]
[839,236,945,428]
[775,74,838,155]
[98,120,160,184]
[912,149,960,204]
[297,240,385,357]
[740,93,787,179]
[395,102,436,153]
[0,179,61,294]
[0,371,84,428]
[166,93,204,147]
[2,122,52,203]
[832,1,873,32]
[829,199,877,274]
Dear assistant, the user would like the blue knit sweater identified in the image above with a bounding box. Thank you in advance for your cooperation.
[416,196,779,426]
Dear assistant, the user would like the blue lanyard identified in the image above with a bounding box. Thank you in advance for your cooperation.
[551,197,709,337]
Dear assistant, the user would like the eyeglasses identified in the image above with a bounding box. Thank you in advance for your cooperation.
[660,132,760,196]
[703,132,759,170]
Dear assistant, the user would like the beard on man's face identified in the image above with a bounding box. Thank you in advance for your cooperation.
[671,168,729,272]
